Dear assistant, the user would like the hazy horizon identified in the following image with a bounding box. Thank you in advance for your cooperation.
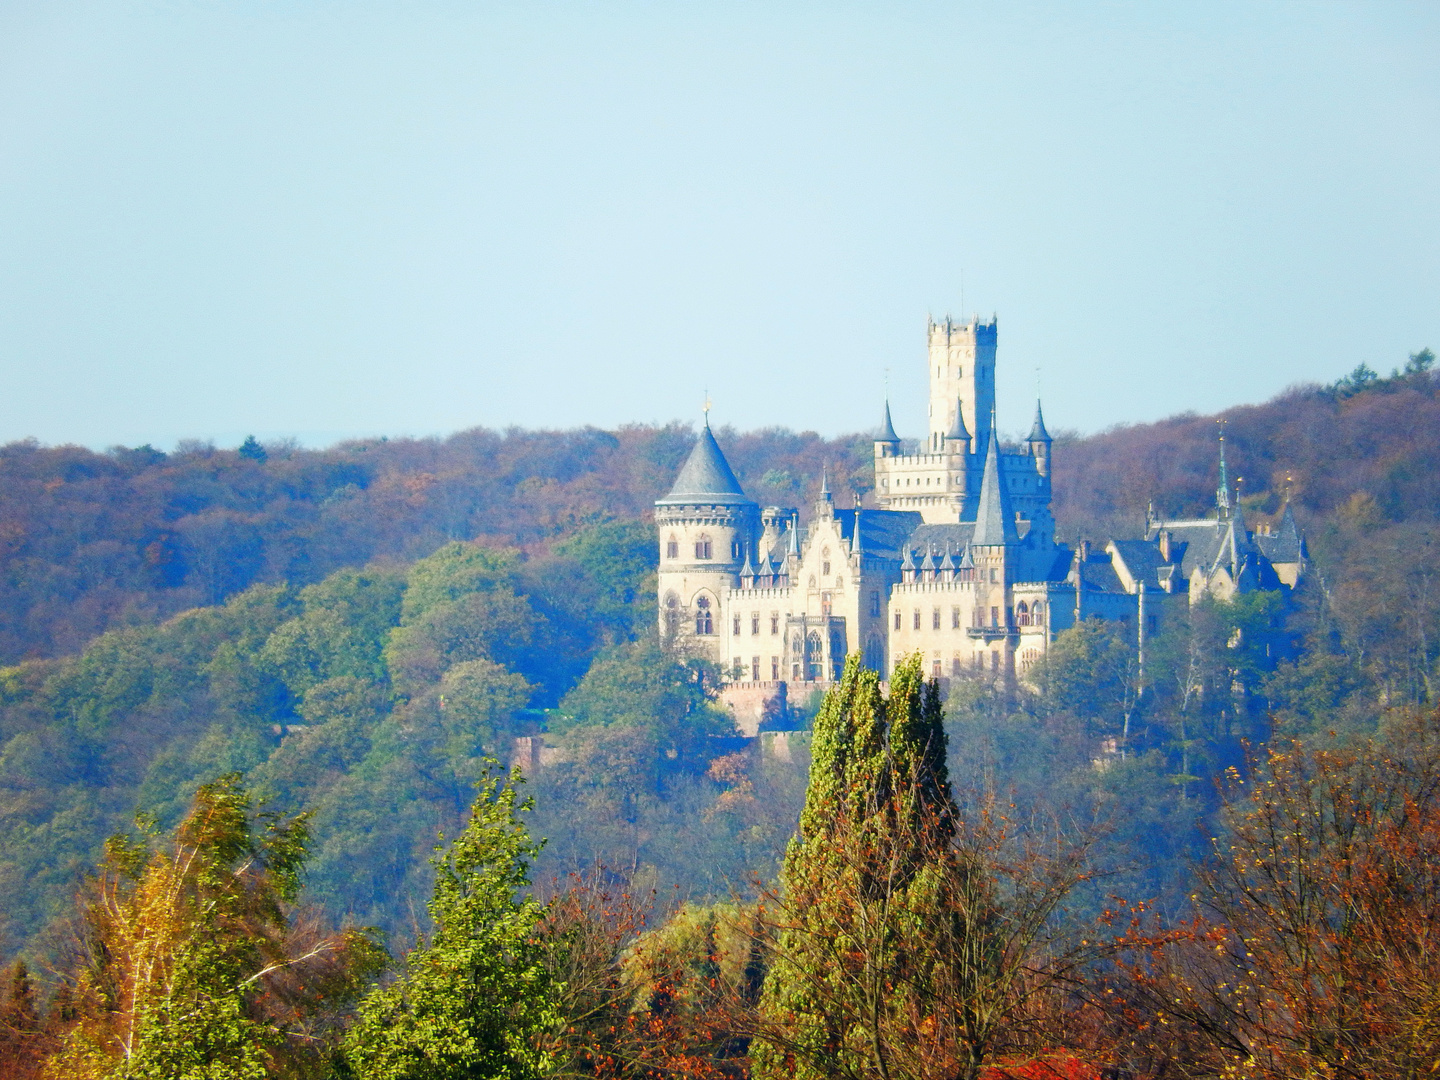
[2,2,1436,451]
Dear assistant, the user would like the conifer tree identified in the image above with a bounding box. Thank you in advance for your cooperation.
[752,653,957,1080]
[344,766,556,1080]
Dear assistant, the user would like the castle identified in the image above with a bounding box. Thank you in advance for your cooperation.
[655,316,1307,734]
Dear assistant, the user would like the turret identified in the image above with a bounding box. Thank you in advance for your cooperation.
[654,415,759,654]
[1027,400,1052,479]
[945,396,972,456]
[874,401,901,459]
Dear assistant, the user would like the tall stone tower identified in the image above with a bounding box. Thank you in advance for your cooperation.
[926,316,997,453]
[654,420,758,659]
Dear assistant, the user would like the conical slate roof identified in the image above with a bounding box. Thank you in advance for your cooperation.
[947,399,970,441]
[656,422,756,506]
[970,423,1019,546]
[1028,400,1051,443]
[878,401,900,443]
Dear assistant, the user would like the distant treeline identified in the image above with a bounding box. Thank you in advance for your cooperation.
[0,352,1435,668]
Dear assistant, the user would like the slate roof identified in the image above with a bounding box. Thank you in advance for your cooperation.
[656,423,757,507]
[1075,552,1126,594]
[1109,539,1173,590]
[970,426,1020,545]
[835,509,923,561]
[1028,400,1052,443]
[947,399,970,441]
[878,401,900,443]
[1256,502,1306,564]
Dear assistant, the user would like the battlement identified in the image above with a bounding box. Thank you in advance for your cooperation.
[927,315,998,347]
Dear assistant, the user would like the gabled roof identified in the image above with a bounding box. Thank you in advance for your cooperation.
[970,426,1019,545]
[657,423,756,507]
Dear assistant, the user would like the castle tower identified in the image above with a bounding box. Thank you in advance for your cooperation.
[655,419,758,659]
[927,316,997,453]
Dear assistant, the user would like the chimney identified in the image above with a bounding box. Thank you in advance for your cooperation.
[1158,529,1172,561]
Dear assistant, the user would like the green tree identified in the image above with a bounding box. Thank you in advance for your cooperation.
[438,659,534,777]
[753,653,952,1080]
[259,568,406,698]
[344,767,556,1080]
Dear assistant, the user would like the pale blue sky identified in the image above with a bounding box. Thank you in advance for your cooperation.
[0,2,1436,450]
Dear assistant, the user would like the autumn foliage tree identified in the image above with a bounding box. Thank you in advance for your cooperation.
[45,774,383,1080]
[1123,709,1440,1078]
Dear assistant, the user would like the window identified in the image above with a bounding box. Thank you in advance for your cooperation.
[751,612,760,635]
[666,536,679,560]
[1034,601,1045,622]
[733,614,741,636]
[821,592,832,616]
[952,655,964,676]
[695,535,713,560]
[913,609,921,630]
[695,596,714,635]
[894,611,902,631]
[951,606,961,629]
[822,560,830,575]
[732,540,743,560]
[973,652,983,670]
[663,592,680,637]
[870,591,881,617]
[991,651,1000,672]
[932,659,942,678]
[751,656,761,682]
[932,608,941,630]
[1016,601,1029,626]
[990,606,999,628]
[771,612,780,635]
[989,567,998,583]
[771,656,780,680]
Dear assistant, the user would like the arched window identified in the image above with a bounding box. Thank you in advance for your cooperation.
[663,592,681,638]
[805,630,824,680]
[695,595,714,635]
[822,548,831,576]
[1033,601,1044,623]
[863,635,885,672]
[666,535,679,560]
[1017,601,1030,626]
[695,534,713,560]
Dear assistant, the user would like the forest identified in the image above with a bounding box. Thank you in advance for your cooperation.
[0,350,1436,1078]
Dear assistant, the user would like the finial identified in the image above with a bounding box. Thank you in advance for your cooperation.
[702,392,712,426]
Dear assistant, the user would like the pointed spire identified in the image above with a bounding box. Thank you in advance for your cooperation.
[971,415,1019,546]
[788,513,800,555]
[1028,400,1051,443]
[958,544,974,569]
[740,544,756,582]
[920,546,936,576]
[901,546,916,571]
[850,506,864,555]
[1216,420,1232,518]
[946,398,970,443]
[820,466,830,497]
[939,544,956,576]
[878,401,900,443]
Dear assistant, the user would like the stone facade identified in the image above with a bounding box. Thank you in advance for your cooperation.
[656,316,1306,726]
